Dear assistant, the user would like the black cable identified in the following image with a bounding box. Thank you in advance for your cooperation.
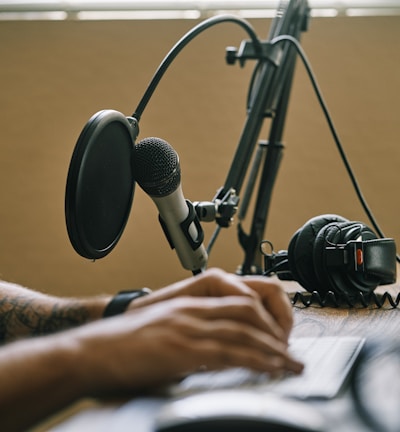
[291,290,400,309]
[132,15,262,121]
[263,259,290,276]
[269,34,400,264]
[206,225,221,256]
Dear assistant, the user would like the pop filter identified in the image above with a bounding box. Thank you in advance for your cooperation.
[65,109,138,259]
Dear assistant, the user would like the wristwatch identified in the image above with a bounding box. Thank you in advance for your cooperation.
[103,288,152,318]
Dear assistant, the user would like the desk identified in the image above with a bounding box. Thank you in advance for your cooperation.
[48,280,400,432]
[288,280,400,340]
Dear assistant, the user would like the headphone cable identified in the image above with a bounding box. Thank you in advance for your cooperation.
[270,35,400,264]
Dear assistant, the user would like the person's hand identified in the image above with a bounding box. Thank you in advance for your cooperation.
[128,268,294,342]
[73,292,304,397]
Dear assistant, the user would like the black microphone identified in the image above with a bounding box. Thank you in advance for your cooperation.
[132,137,208,274]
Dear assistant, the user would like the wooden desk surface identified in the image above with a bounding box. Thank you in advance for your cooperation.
[42,279,400,432]
[286,280,400,340]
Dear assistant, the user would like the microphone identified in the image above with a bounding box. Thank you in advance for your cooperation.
[132,137,208,274]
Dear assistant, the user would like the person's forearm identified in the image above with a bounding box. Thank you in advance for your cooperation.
[0,280,110,342]
[0,332,88,431]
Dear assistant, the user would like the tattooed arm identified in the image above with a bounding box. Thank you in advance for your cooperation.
[0,269,301,431]
[0,281,110,343]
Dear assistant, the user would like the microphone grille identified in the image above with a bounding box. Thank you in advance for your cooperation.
[133,137,181,197]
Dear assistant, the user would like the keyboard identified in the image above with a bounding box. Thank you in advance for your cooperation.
[169,336,365,400]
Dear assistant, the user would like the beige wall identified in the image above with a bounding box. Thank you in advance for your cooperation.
[0,15,398,297]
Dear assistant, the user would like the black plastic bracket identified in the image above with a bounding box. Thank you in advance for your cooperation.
[226,40,283,67]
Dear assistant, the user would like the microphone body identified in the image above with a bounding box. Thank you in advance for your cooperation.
[133,137,208,274]
[153,186,208,272]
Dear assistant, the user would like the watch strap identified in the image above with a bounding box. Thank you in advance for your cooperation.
[103,288,151,318]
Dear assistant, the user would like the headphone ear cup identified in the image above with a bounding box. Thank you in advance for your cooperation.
[313,221,380,296]
[287,214,348,292]
[313,220,355,296]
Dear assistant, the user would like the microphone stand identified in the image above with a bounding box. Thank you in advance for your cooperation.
[212,0,310,275]
[238,58,295,275]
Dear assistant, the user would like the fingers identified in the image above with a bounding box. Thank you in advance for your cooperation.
[188,268,261,300]
[186,337,304,376]
[188,269,293,342]
[159,308,303,377]
[162,297,303,374]
[128,268,293,344]
[241,277,294,341]
[82,297,303,394]
[174,295,288,344]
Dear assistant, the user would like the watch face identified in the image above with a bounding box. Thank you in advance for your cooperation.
[351,339,400,432]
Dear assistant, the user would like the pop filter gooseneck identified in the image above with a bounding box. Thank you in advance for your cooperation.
[132,15,262,121]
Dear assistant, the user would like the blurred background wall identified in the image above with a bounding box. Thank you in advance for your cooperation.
[0,14,398,297]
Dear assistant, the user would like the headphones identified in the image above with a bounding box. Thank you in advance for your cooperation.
[262,214,397,298]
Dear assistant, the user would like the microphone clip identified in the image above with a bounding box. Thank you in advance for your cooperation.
[159,200,204,252]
